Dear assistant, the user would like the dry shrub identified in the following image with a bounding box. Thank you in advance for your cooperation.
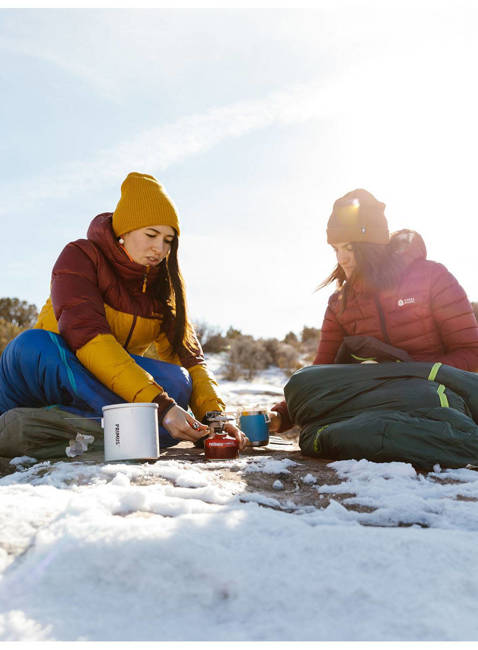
[193,321,229,353]
[224,336,272,380]
[0,319,25,355]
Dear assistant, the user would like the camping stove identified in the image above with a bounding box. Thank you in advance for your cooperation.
[204,411,239,460]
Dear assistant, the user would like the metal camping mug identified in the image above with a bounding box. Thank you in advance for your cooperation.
[239,410,270,446]
[102,403,160,462]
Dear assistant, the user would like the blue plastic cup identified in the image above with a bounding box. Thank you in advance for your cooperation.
[239,410,270,446]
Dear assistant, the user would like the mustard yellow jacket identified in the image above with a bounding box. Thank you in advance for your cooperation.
[35,213,225,420]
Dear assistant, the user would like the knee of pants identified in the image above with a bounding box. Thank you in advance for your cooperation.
[162,364,192,408]
[3,329,45,356]
[0,329,56,383]
[4,330,66,367]
[133,356,192,409]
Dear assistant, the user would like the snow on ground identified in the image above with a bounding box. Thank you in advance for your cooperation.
[1,359,478,641]
[206,352,287,414]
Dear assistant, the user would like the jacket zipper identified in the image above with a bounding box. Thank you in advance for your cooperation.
[124,314,137,350]
[125,266,150,348]
[142,265,150,293]
[373,295,391,344]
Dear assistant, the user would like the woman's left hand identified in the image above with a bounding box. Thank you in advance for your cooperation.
[223,422,249,450]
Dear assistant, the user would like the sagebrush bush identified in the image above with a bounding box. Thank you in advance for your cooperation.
[224,336,272,380]
[194,321,229,353]
[0,318,25,355]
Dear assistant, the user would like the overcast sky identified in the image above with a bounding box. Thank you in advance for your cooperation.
[2,3,478,338]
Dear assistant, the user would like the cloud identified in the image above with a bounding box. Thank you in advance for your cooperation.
[0,76,355,216]
[0,13,121,100]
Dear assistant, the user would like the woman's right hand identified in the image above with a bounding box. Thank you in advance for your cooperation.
[162,405,209,442]
[268,411,282,433]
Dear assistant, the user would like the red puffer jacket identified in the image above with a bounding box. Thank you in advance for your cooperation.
[272,230,478,432]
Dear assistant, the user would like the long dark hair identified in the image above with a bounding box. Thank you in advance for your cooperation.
[319,233,410,308]
[154,235,197,355]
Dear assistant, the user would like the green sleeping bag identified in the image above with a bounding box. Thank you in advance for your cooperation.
[284,361,478,469]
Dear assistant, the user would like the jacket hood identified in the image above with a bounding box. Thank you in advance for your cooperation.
[87,212,163,289]
[389,229,427,267]
[336,228,427,297]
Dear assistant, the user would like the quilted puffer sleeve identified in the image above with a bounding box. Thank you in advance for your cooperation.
[188,364,226,421]
[51,242,174,413]
[154,319,226,421]
[51,242,111,350]
[429,264,478,371]
[270,398,293,433]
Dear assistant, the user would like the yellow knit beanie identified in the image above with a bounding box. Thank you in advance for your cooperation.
[112,172,180,237]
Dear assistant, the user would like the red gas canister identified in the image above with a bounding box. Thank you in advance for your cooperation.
[203,411,240,460]
[204,431,239,460]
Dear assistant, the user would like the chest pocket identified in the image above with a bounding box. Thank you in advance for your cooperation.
[392,292,429,322]
[382,290,432,347]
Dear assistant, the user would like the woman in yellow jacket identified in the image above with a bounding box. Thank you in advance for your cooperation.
[0,172,246,449]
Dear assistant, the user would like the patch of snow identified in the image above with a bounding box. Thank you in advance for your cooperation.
[243,457,298,475]
[9,456,37,466]
[301,473,317,484]
[1,370,478,641]
[317,459,478,530]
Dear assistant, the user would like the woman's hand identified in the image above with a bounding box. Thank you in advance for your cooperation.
[162,405,209,442]
[222,421,249,450]
[268,411,282,433]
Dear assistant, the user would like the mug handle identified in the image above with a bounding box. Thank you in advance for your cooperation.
[264,412,271,424]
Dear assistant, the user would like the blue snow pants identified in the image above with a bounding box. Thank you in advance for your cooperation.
[0,330,193,448]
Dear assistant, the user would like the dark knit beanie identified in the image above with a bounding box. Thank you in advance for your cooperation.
[327,189,389,245]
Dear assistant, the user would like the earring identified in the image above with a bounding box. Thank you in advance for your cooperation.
[118,237,124,245]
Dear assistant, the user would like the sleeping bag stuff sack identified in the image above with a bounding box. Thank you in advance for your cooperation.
[0,406,104,460]
[284,361,478,470]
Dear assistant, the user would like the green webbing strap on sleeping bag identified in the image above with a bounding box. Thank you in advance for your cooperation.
[351,354,376,362]
[437,385,449,408]
[313,425,329,453]
[428,362,442,382]
[427,363,449,407]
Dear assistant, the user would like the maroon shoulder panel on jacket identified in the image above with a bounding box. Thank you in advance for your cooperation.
[51,241,112,352]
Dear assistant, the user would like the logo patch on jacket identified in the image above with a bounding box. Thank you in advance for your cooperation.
[397,297,416,307]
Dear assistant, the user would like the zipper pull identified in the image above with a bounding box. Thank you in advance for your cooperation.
[142,266,149,293]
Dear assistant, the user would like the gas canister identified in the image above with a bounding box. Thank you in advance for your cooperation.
[203,411,239,460]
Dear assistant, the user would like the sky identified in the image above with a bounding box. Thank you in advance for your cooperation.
[2,2,478,339]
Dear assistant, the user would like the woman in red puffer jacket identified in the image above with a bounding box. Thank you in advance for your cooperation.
[270,188,478,433]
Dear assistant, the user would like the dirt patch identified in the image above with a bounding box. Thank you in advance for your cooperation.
[0,457,16,477]
[158,437,375,514]
[0,436,368,513]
